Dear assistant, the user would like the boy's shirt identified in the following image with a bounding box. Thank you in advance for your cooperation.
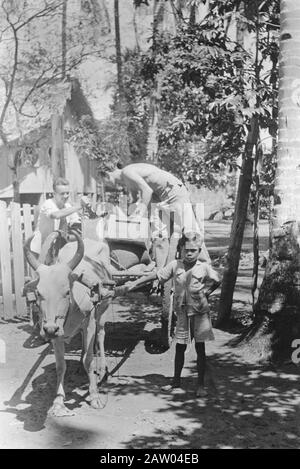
[31,198,80,254]
[157,259,219,316]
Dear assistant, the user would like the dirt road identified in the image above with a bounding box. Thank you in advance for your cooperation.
[0,221,300,449]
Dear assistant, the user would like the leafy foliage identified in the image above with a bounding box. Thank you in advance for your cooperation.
[65,115,120,174]
[62,0,280,190]
[109,0,280,190]
[133,0,150,6]
[88,48,151,170]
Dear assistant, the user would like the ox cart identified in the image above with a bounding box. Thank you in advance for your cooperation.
[21,209,178,414]
[81,210,177,348]
[24,209,178,348]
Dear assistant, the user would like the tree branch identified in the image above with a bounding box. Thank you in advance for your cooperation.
[18,70,48,113]
[15,1,63,32]
[0,8,19,138]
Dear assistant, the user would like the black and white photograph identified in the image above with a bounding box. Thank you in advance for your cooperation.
[0,0,299,451]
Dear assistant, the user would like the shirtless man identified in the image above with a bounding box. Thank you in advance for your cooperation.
[106,163,210,266]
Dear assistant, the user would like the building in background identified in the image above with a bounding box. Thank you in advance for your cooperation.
[0,79,98,207]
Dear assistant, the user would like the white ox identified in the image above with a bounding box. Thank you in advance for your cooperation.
[24,231,115,416]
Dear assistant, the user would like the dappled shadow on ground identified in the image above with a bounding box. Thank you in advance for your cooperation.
[106,296,166,357]
[2,363,101,447]
[18,323,50,349]
[105,321,146,356]
[2,292,300,448]
[2,359,88,432]
[106,351,300,449]
[41,419,103,449]
[211,298,254,334]
[2,298,162,434]
[0,317,30,324]
[113,295,161,324]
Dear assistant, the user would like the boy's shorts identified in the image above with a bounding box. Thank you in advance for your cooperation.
[175,309,215,344]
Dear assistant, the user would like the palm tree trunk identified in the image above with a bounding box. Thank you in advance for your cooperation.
[242,0,300,362]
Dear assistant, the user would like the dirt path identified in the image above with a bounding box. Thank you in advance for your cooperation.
[1,293,300,449]
[0,221,300,449]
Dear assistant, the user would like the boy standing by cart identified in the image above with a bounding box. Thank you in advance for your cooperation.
[124,231,220,397]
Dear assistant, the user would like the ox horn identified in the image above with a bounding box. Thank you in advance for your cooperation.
[39,231,60,264]
[39,230,68,265]
[67,230,84,271]
[24,236,41,271]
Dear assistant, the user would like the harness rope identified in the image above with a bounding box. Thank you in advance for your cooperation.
[110,299,131,387]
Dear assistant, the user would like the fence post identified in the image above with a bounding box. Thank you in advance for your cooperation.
[11,202,26,317]
[23,204,34,278]
[0,201,13,319]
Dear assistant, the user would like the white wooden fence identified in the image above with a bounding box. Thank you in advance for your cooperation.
[0,201,35,319]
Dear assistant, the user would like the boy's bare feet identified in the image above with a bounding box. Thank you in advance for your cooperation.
[196,386,208,398]
[161,382,185,395]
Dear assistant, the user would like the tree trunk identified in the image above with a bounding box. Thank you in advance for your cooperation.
[51,0,67,181]
[7,145,21,203]
[133,6,140,52]
[146,0,166,163]
[113,0,133,163]
[146,0,182,162]
[189,3,196,26]
[12,166,20,204]
[114,0,124,101]
[251,143,261,307]
[91,0,111,34]
[146,74,162,163]
[248,0,300,362]
[216,116,259,326]
[251,1,261,309]
[216,0,259,326]
[233,1,246,202]
[169,0,184,26]
[62,0,67,79]
[51,113,65,179]
[80,0,111,38]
